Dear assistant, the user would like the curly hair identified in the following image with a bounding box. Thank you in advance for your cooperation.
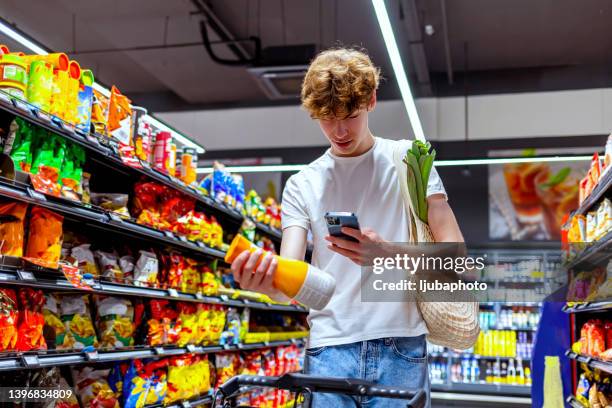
[301,47,381,120]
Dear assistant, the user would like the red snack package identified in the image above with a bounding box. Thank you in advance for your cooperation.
[147,300,180,346]
[591,320,606,357]
[0,288,18,351]
[160,196,194,225]
[24,206,63,269]
[16,287,47,351]
[133,180,166,217]
[605,322,612,350]
[0,201,28,257]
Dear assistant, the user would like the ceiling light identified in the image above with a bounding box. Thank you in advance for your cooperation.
[196,155,593,174]
[0,18,204,153]
[372,0,425,141]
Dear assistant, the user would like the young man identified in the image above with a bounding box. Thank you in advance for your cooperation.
[230,48,464,407]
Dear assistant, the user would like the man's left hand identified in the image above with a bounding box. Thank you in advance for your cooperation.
[325,227,386,266]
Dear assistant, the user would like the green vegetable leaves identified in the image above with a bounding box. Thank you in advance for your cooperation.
[404,140,436,223]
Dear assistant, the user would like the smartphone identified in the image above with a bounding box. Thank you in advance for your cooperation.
[325,212,361,242]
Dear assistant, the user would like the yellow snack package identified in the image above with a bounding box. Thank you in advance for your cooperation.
[60,295,99,349]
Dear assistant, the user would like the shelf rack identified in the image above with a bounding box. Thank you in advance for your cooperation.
[564,230,612,270]
[562,301,612,314]
[431,382,530,396]
[565,351,612,375]
[0,339,306,372]
[0,91,283,243]
[566,395,587,408]
[573,168,612,217]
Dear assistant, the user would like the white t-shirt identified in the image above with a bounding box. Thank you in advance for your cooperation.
[281,137,447,348]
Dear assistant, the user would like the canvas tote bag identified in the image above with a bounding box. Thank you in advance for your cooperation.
[393,140,480,350]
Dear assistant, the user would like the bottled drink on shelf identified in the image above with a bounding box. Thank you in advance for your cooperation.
[507,359,516,385]
[485,361,493,383]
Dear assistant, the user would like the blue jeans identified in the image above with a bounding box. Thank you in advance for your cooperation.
[305,335,430,407]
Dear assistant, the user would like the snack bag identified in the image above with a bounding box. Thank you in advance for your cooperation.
[71,367,120,408]
[165,355,192,404]
[91,193,131,218]
[30,134,65,197]
[209,305,226,344]
[147,300,179,346]
[199,261,219,296]
[16,287,47,351]
[91,88,110,136]
[0,288,18,351]
[96,250,123,283]
[0,200,27,256]
[8,118,33,172]
[107,86,133,145]
[182,257,199,294]
[42,293,70,350]
[194,304,211,345]
[60,295,98,349]
[72,243,99,277]
[597,198,612,239]
[162,252,183,290]
[25,206,63,269]
[176,302,198,347]
[134,250,159,287]
[60,144,85,200]
[215,353,241,388]
[123,359,168,408]
[220,307,241,346]
[95,295,135,348]
[119,255,135,283]
[31,367,80,408]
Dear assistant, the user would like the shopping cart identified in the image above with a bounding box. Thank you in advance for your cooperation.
[213,372,427,408]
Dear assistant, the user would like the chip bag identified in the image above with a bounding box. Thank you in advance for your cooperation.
[71,367,120,408]
[72,243,99,277]
[108,86,133,145]
[95,250,123,283]
[0,200,27,257]
[0,288,18,351]
[16,287,47,351]
[60,295,98,349]
[176,302,198,347]
[147,300,180,346]
[42,293,70,350]
[134,250,158,287]
[95,295,135,348]
[91,88,110,136]
[25,207,63,269]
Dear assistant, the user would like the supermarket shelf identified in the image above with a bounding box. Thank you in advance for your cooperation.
[565,350,612,374]
[0,92,283,242]
[431,382,531,396]
[480,301,542,307]
[562,301,612,314]
[565,229,612,270]
[0,177,226,260]
[430,352,530,360]
[574,167,612,217]
[566,395,587,408]
[0,339,306,372]
[0,265,308,313]
[431,391,531,405]
[147,395,213,408]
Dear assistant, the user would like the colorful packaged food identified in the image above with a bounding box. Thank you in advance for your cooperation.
[95,250,123,283]
[597,198,612,239]
[0,288,18,351]
[108,86,133,145]
[153,131,173,175]
[91,88,110,136]
[220,307,241,346]
[42,293,68,350]
[72,243,99,277]
[180,147,198,184]
[9,118,33,172]
[123,359,168,408]
[215,353,242,388]
[26,60,53,112]
[71,367,120,408]
[587,211,598,243]
[90,192,131,218]
[59,144,85,200]
[31,367,80,408]
[16,287,47,351]
[147,300,180,346]
[95,295,135,348]
[176,302,198,346]
[59,295,98,349]
[75,69,94,134]
[119,255,136,283]
[134,250,158,287]
[25,207,63,269]
[0,200,27,257]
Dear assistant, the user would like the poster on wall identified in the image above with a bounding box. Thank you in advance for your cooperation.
[488,148,592,241]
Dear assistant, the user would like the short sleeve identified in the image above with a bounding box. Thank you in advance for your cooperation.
[281,174,310,231]
[427,166,447,198]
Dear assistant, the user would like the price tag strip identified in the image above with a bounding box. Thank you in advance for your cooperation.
[167,288,179,298]
[186,344,197,353]
[26,187,46,202]
[16,270,35,281]
[84,350,99,361]
[22,355,40,368]
[153,347,165,355]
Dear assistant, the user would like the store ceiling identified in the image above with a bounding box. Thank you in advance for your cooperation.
[2,0,612,110]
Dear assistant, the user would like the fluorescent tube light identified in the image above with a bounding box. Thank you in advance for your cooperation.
[196,155,592,174]
[372,0,425,141]
[0,18,204,153]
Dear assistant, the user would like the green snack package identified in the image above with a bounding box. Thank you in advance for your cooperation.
[9,118,33,172]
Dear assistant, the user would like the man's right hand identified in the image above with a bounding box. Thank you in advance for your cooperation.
[231,249,279,297]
